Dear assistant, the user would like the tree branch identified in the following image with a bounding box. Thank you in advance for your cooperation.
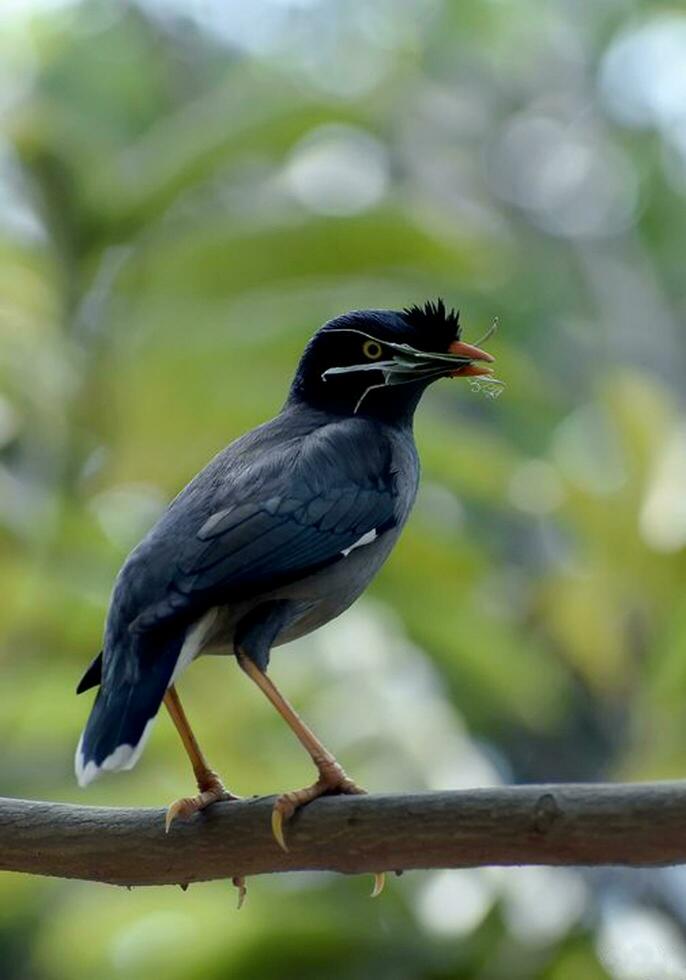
[3,783,686,887]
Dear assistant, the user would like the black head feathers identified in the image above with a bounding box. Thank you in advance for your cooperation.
[288,300,476,420]
[401,299,461,350]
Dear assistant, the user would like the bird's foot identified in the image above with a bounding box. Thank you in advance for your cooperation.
[271,761,384,896]
[165,770,239,833]
[167,773,248,908]
[271,757,365,852]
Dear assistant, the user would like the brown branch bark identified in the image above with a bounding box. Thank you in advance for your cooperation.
[2,783,686,888]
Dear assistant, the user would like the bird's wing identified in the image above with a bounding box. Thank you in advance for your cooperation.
[130,424,399,631]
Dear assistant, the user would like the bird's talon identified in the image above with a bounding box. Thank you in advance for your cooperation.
[370,873,385,898]
[165,781,237,833]
[270,772,366,850]
[271,806,289,853]
[165,797,196,833]
[232,876,247,909]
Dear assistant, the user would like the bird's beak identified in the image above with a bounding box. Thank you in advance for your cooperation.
[381,336,496,381]
[446,339,495,378]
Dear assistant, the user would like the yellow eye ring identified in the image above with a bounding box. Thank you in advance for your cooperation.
[362,339,383,360]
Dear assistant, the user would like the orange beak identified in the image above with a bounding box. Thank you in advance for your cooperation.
[447,339,495,378]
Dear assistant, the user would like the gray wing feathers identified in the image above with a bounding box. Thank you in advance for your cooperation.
[123,418,404,634]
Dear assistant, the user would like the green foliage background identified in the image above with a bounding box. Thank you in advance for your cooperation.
[2,1,686,977]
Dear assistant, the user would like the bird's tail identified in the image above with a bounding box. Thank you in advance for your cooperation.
[75,632,181,787]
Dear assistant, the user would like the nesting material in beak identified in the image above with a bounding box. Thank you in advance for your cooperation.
[321,324,502,409]
[447,339,495,378]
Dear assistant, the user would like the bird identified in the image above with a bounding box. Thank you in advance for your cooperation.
[75,299,496,859]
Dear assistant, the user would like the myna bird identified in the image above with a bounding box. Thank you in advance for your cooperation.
[75,300,496,854]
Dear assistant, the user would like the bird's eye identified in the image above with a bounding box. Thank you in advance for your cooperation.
[362,340,383,360]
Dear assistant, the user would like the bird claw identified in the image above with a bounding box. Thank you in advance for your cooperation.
[165,778,239,833]
[232,876,247,909]
[270,779,385,898]
[165,796,198,833]
[370,873,385,898]
[271,805,290,853]
[270,766,366,852]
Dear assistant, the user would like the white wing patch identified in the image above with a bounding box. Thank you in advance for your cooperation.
[341,528,377,557]
[197,509,232,539]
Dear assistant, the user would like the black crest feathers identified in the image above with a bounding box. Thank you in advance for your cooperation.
[402,299,461,349]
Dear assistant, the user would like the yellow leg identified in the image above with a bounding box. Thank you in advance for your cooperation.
[236,653,367,847]
[164,684,248,904]
[163,684,239,832]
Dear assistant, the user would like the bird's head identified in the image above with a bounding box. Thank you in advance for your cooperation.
[287,300,496,422]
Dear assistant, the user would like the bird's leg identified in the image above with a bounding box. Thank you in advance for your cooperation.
[236,651,366,851]
[164,684,239,832]
[164,686,248,905]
